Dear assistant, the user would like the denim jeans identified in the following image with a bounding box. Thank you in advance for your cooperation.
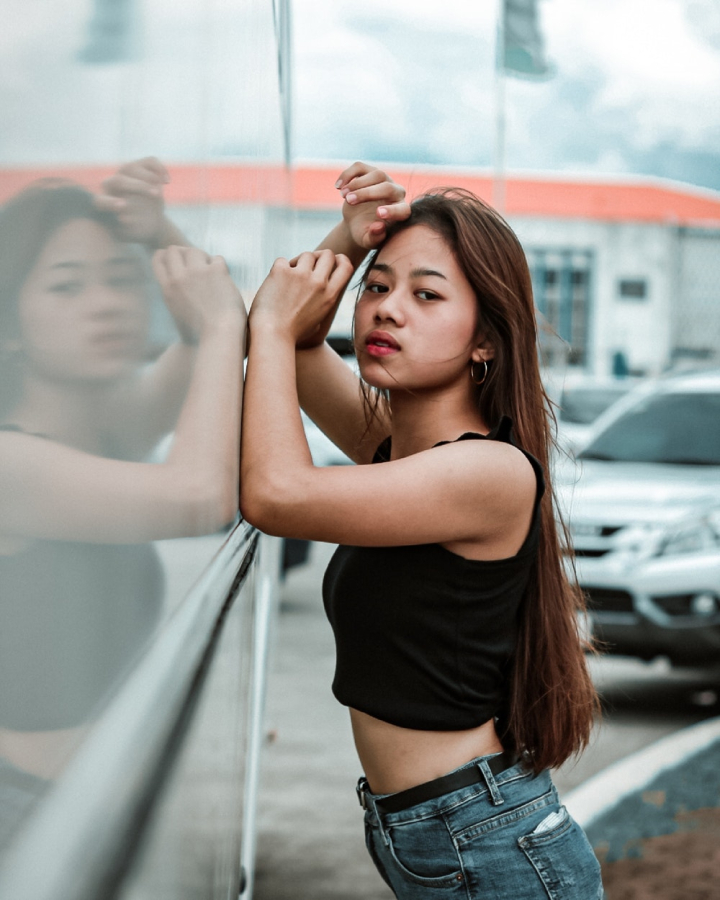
[360,754,603,900]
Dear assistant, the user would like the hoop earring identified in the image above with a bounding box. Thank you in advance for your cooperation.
[470,360,488,385]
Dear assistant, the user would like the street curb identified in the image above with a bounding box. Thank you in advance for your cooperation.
[565,716,720,833]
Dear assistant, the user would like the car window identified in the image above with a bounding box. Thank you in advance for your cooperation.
[579,391,720,464]
[559,387,630,424]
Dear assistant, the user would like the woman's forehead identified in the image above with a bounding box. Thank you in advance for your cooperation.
[376,225,458,272]
[34,219,130,270]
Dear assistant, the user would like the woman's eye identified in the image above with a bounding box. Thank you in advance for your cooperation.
[49,281,82,296]
[365,283,389,294]
[108,275,145,290]
[417,289,440,301]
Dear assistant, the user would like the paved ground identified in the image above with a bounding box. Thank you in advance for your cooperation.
[253,542,720,900]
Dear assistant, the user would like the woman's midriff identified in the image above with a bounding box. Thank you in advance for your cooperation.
[350,708,504,795]
[0,725,86,780]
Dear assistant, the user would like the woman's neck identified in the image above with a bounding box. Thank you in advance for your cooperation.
[387,384,489,460]
[7,376,115,452]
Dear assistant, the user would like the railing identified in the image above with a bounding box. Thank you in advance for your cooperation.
[0,520,279,900]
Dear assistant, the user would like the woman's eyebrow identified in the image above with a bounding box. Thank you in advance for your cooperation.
[48,261,83,271]
[369,262,447,280]
[411,267,446,280]
[47,254,137,271]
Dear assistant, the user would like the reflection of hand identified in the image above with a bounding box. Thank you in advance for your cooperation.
[337,162,411,250]
[251,250,354,346]
[96,157,170,247]
[152,246,246,344]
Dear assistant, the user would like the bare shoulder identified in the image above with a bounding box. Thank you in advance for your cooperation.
[430,439,539,557]
[429,437,538,501]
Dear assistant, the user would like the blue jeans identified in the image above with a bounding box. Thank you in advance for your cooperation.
[360,754,603,900]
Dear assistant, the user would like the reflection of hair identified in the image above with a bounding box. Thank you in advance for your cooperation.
[0,181,122,414]
[363,190,598,773]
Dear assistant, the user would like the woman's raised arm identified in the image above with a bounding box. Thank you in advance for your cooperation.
[240,251,535,551]
[290,163,410,462]
[0,247,245,544]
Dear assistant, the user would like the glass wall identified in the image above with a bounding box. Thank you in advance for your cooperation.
[0,0,287,859]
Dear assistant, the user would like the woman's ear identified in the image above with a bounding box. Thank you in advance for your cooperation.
[471,337,495,364]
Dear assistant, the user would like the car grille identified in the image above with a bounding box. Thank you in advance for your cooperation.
[583,587,634,613]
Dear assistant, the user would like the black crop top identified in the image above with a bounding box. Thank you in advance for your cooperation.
[322,417,545,731]
[0,425,164,730]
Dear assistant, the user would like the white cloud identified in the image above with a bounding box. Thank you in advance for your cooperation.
[1,0,719,190]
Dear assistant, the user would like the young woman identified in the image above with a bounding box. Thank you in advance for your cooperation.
[0,158,245,846]
[241,163,603,899]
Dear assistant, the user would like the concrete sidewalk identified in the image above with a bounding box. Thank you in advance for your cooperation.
[251,542,711,899]
[253,541,389,900]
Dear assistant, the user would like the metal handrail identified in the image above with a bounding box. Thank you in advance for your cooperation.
[0,519,262,900]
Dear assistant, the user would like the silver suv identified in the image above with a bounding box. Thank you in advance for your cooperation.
[557,370,720,665]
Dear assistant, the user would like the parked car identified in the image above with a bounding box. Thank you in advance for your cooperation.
[556,375,638,452]
[557,370,720,665]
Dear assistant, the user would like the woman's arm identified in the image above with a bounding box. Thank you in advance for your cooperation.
[288,164,410,461]
[0,248,245,544]
[241,253,535,548]
[95,156,189,251]
[95,158,200,456]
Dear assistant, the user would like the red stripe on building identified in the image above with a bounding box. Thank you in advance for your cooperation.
[1,162,719,226]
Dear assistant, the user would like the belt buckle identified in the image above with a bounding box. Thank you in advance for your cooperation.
[356,778,370,810]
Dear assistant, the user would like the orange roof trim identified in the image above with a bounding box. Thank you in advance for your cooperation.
[1,162,719,226]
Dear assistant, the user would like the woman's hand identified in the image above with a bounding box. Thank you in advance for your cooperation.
[337,162,411,250]
[152,246,246,343]
[95,157,178,248]
[250,250,354,346]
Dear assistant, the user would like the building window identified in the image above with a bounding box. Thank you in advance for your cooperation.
[528,248,593,369]
[618,278,648,299]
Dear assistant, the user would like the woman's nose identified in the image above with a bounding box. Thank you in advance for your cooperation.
[373,289,405,325]
[89,283,144,319]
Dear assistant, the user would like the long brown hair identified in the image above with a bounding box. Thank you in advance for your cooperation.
[0,181,133,416]
[362,188,599,772]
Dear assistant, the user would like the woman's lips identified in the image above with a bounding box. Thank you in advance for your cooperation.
[89,330,144,356]
[365,331,400,357]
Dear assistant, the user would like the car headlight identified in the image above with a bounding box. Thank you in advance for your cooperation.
[610,524,664,561]
[656,512,720,557]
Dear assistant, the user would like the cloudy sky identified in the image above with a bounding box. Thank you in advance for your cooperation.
[3,0,720,191]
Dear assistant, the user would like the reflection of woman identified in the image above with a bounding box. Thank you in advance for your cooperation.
[241,164,602,899]
[0,159,245,844]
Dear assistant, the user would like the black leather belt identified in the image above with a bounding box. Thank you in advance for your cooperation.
[357,751,519,814]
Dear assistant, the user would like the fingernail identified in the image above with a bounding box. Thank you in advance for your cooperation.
[377,207,387,218]
[346,192,357,204]
[335,178,342,188]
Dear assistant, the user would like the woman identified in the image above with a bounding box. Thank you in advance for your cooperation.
[0,158,245,846]
[241,163,603,899]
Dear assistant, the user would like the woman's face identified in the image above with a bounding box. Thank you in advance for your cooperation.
[17,218,149,385]
[354,224,490,393]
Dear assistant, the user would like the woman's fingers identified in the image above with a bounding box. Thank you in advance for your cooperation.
[98,175,161,204]
[335,160,375,190]
[342,174,405,206]
[151,248,169,285]
[162,245,189,283]
[375,199,412,223]
[127,156,170,183]
[290,250,322,272]
[327,254,354,294]
[96,158,169,210]
[310,248,340,280]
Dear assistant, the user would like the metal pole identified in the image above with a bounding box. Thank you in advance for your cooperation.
[493,0,507,214]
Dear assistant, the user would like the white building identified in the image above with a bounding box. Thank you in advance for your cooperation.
[3,161,719,377]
